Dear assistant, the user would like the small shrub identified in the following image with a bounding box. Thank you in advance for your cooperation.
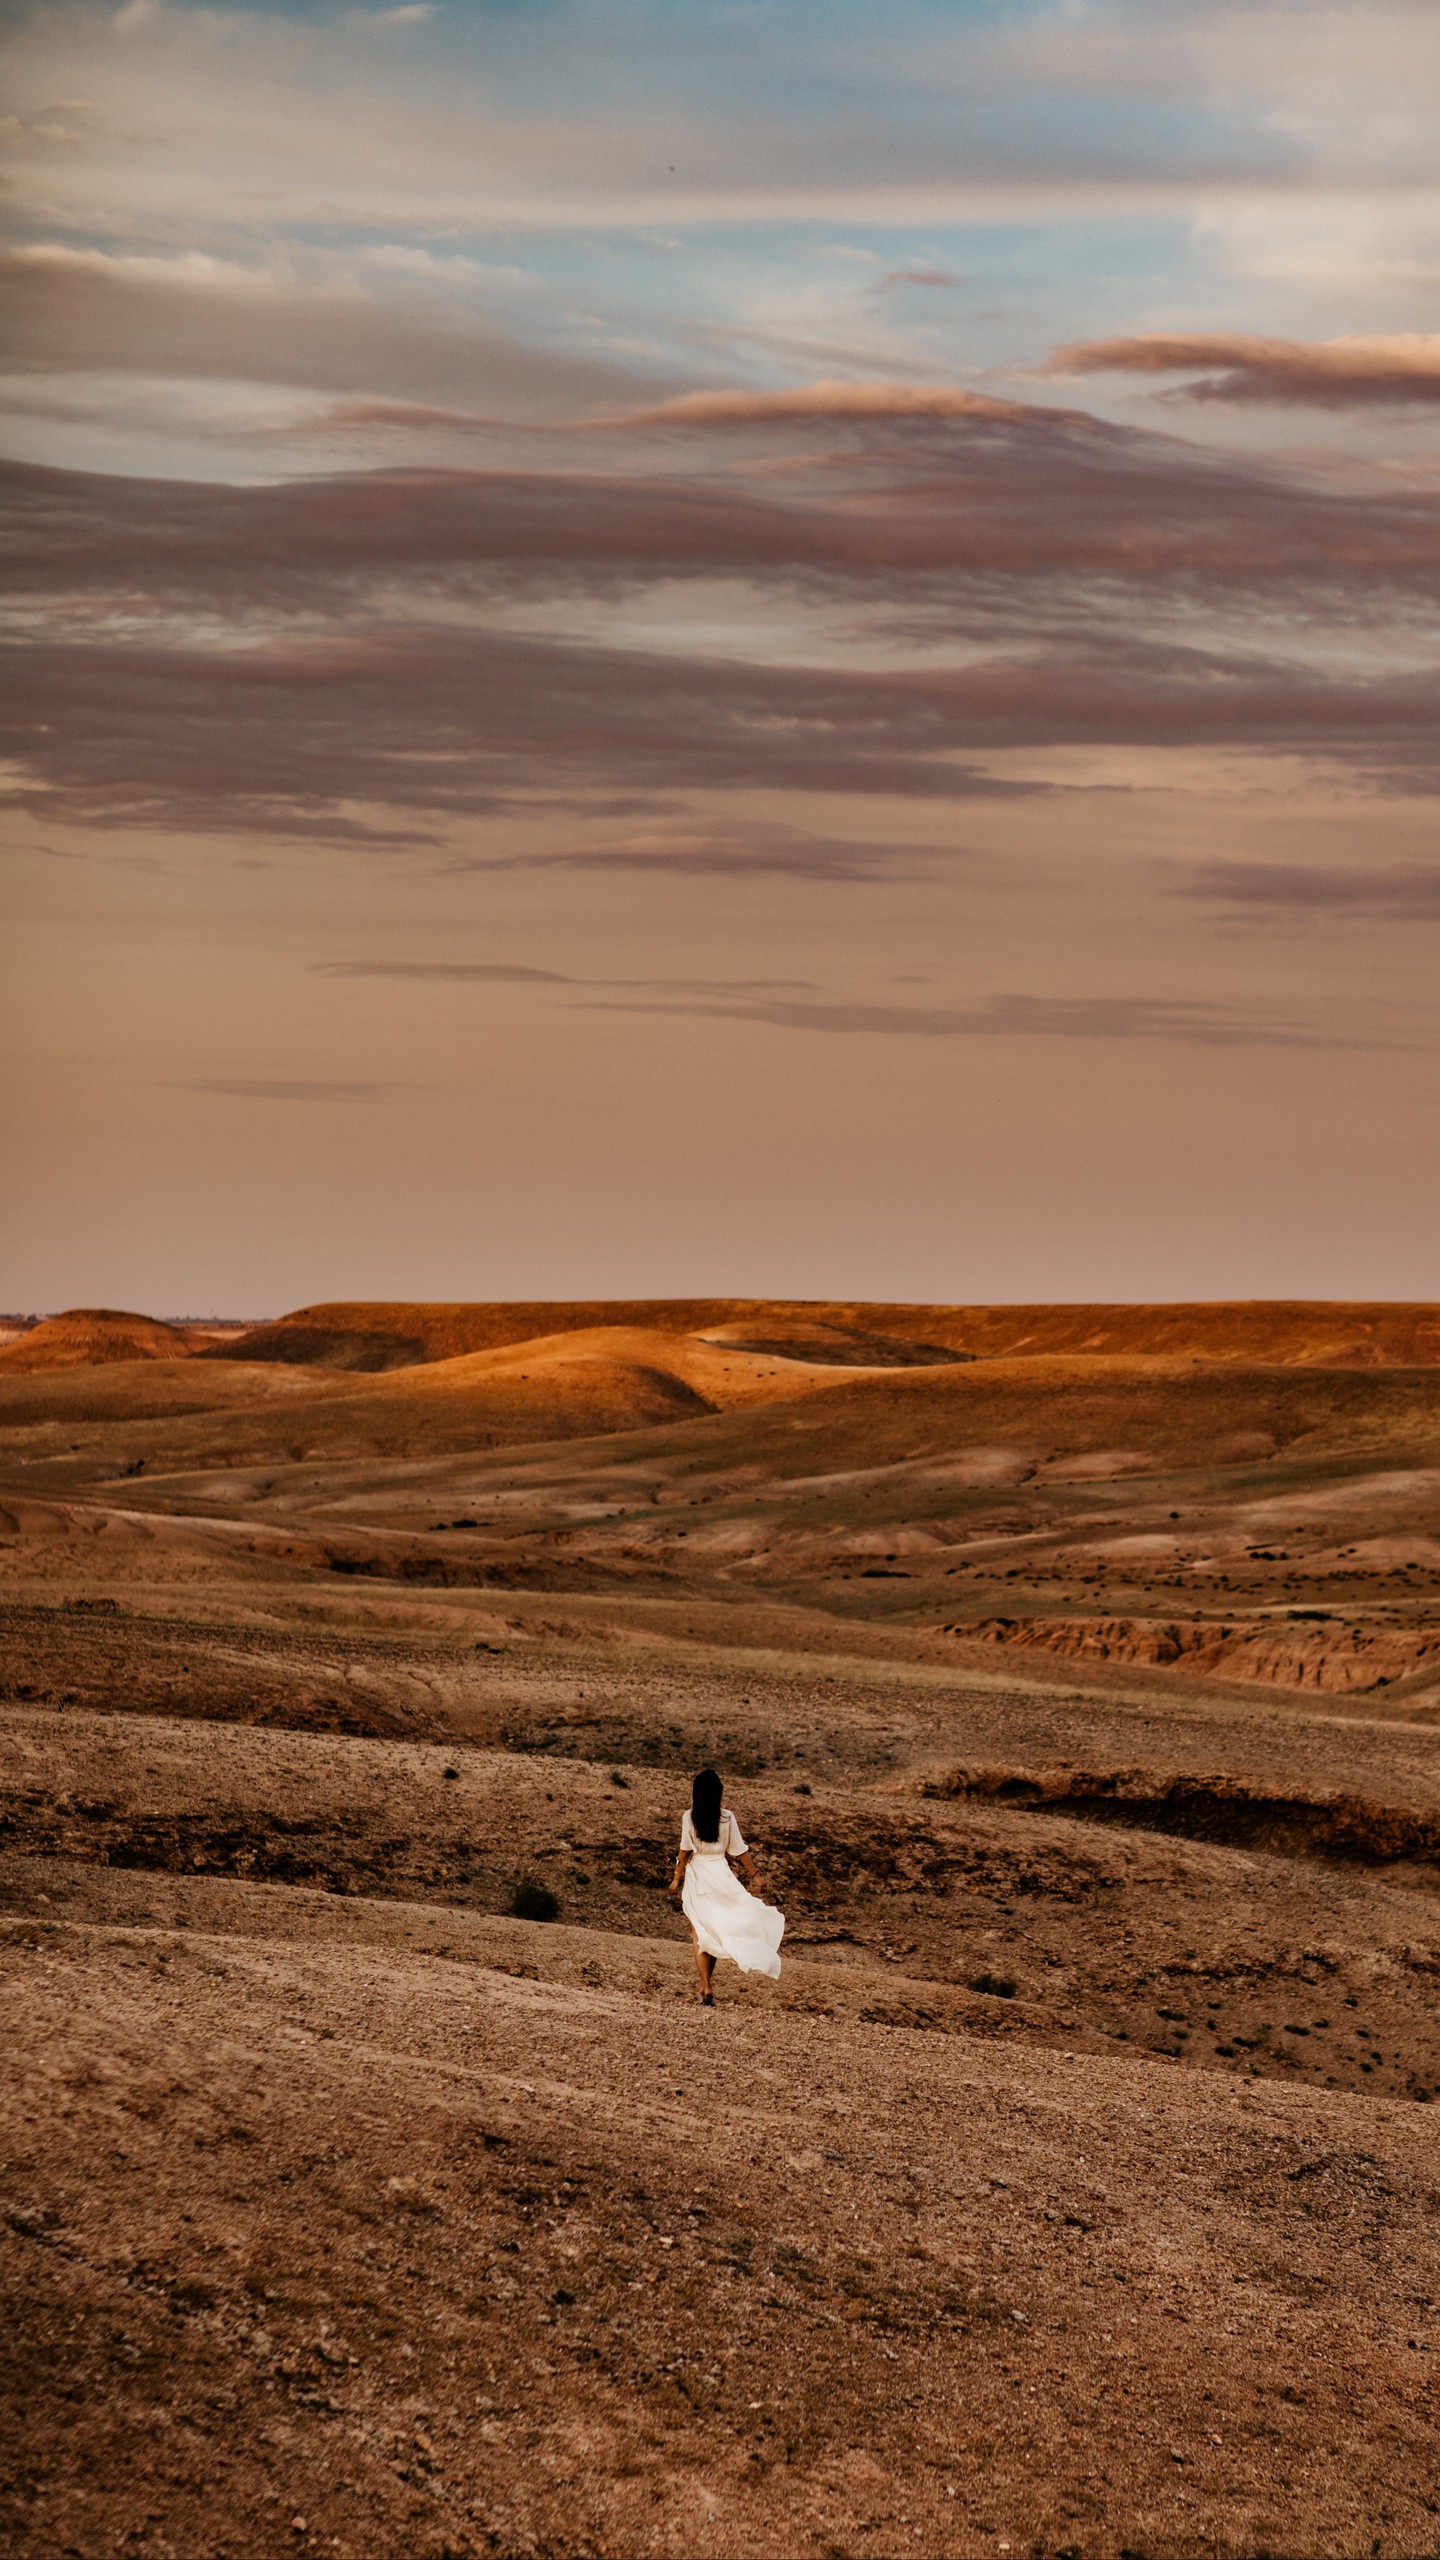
[969,1971,1017,2000]
[511,1880,560,1923]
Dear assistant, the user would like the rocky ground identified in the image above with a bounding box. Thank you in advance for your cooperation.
[5,1318,1440,2556]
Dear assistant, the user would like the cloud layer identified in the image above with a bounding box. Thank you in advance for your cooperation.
[9,395,1440,849]
[7,0,1440,1310]
[13,609,1440,851]
[12,404,1440,634]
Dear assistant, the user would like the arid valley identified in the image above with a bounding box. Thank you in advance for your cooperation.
[5,1298,1440,2560]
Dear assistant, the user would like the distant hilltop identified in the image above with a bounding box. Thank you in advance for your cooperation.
[3,1297,1438,1374]
[0,1309,258,1371]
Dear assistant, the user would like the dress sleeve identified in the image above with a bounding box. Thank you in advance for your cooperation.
[679,1810,695,1854]
[725,1810,748,1856]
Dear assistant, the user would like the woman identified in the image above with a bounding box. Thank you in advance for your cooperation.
[669,1767,784,2004]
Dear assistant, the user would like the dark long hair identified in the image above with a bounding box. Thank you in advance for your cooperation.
[691,1767,722,1844]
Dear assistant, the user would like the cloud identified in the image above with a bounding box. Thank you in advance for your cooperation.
[1045,332,1440,407]
[592,380,1037,428]
[1184,860,1440,918]
[874,270,962,294]
[573,990,1379,1048]
[16,423,1440,648]
[321,821,909,883]
[318,960,569,983]
[275,399,505,437]
[173,1078,405,1102]
[316,960,815,993]
[12,611,1440,852]
[0,245,663,422]
[11,409,1440,859]
[509,824,933,881]
[0,621,1042,844]
[0,102,97,150]
[308,965,1391,1048]
[9,0,1440,272]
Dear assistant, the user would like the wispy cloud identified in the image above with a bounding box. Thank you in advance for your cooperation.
[1,620,1051,846]
[318,961,570,984]
[502,824,935,882]
[874,269,962,295]
[0,245,660,421]
[306,966,1387,1049]
[592,380,1036,428]
[574,990,1386,1049]
[12,605,1440,853]
[14,419,1440,633]
[1046,332,1440,407]
[268,400,507,439]
[315,961,815,993]
[11,421,1440,868]
[1184,860,1440,918]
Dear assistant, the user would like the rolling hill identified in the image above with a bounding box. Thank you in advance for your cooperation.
[210,1296,1440,1371]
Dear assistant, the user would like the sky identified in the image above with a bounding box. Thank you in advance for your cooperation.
[4,0,1440,1315]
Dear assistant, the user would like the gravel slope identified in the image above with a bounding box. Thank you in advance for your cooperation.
[6,1894,1440,2560]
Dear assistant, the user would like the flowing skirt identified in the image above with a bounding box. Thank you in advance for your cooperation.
[682,1855,784,1978]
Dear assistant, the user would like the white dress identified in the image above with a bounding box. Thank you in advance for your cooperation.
[680,1807,784,1979]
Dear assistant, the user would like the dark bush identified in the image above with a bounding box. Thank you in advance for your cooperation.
[511,1880,560,1923]
[969,1971,1017,2000]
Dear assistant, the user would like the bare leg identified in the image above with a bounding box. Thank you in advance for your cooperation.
[690,1931,716,2002]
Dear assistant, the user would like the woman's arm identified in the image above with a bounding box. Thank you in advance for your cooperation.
[668,1848,690,1900]
[734,1848,764,1890]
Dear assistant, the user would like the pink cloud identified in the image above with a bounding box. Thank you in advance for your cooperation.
[593,379,1036,427]
[1046,332,1440,407]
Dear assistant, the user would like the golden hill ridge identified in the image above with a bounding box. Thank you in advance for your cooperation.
[218,1295,1440,1370]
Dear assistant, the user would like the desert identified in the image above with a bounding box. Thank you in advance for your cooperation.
[14,0,1440,2547]
[4,1298,1440,2560]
